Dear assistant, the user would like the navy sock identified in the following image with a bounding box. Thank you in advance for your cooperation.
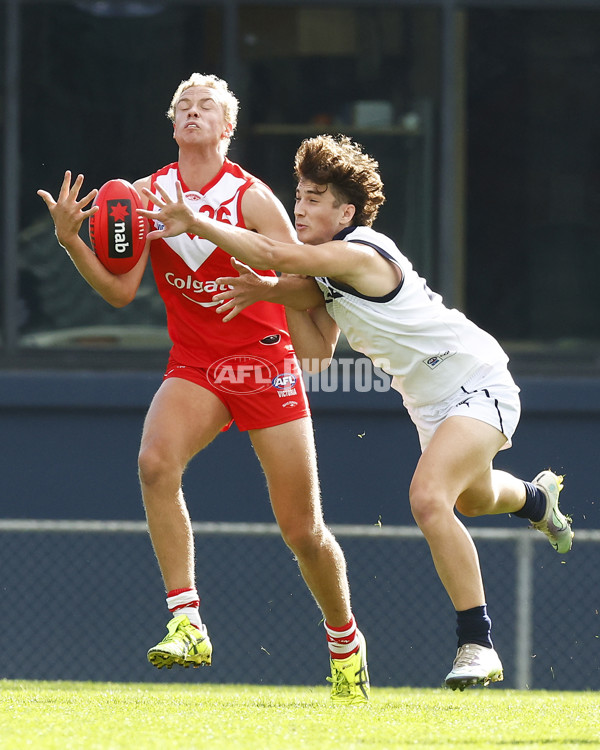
[456,604,493,649]
[514,481,546,522]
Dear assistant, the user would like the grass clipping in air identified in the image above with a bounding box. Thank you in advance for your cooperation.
[1,680,599,749]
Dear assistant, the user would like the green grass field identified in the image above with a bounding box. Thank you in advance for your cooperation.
[1,681,598,749]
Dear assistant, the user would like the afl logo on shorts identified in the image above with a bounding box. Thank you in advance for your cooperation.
[272,373,297,389]
[207,355,279,394]
[260,334,281,345]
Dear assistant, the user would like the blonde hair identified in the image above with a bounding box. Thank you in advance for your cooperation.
[167,73,239,154]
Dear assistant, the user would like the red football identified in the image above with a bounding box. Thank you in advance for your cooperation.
[89,179,148,274]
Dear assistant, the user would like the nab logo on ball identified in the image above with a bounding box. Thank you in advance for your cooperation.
[106,200,134,259]
[89,178,148,275]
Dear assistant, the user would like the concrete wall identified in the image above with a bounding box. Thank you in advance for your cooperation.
[1,370,598,529]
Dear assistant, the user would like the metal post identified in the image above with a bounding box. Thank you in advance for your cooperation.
[438,0,466,308]
[514,533,534,689]
[222,0,239,91]
[2,0,21,354]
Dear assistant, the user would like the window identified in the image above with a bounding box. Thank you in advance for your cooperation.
[5,1,220,362]
[238,6,439,280]
[2,1,599,374]
[466,8,600,371]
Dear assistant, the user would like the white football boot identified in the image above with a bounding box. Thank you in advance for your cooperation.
[530,471,573,553]
[445,644,504,691]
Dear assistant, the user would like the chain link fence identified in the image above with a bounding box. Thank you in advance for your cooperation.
[1,520,598,691]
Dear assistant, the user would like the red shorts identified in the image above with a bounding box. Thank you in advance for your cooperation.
[163,353,311,431]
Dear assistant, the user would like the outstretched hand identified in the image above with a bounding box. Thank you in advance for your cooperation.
[214,258,277,322]
[138,181,196,241]
[37,171,98,245]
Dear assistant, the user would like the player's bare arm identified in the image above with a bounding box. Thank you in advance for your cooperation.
[240,180,298,243]
[37,171,149,307]
[132,175,152,198]
[139,181,401,296]
[212,184,316,320]
[285,306,341,373]
[211,257,338,368]
[213,259,325,322]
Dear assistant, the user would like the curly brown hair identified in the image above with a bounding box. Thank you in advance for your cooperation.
[293,134,385,226]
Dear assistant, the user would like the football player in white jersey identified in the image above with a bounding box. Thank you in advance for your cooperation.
[140,133,574,691]
[38,88,370,704]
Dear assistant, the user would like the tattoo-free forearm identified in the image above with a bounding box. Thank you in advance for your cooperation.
[264,274,325,310]
[285,306,340,372]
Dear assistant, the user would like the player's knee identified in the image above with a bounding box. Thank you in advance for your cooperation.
[409,481,451,530]
[138,443,173,488]
[280,519,324,558]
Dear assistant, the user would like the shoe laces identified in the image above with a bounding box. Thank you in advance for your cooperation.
[327,655,368,698]
[453,644,483,669]
[162,616,197,644]
[327,663,353,697]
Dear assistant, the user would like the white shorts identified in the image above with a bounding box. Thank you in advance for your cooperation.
[405,363,521,452]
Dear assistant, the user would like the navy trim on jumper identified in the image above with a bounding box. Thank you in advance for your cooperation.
[324,228,404,302]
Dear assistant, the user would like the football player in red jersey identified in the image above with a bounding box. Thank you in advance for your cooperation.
[37,75,369,703]
[139,133,574,692]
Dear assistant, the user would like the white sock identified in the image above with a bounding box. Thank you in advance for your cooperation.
[325,614,360,660]
[166,587,202,630]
